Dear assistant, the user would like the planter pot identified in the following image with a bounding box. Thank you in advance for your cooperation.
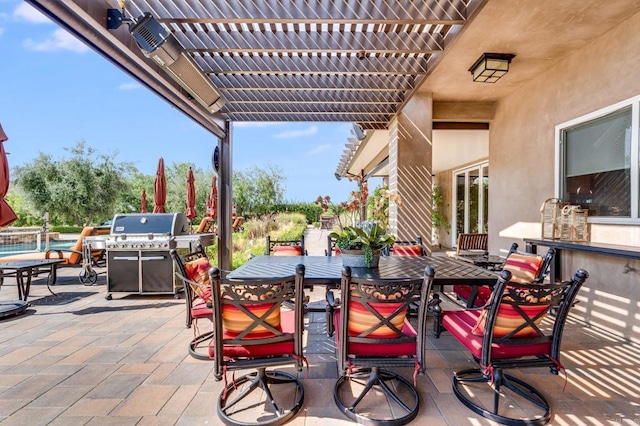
[340,249,381,268]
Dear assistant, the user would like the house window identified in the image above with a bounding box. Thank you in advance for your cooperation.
[557,99,639,222]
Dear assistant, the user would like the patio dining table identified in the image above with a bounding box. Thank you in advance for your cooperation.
[227,255,499,288]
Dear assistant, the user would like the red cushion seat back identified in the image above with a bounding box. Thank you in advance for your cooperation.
[272,245,303,256]
[391,244,423,256]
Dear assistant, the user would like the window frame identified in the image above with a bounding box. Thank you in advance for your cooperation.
[555,96,640,224]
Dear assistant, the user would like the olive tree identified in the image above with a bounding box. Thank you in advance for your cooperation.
[13,141,132,226]
[233,164,285,217]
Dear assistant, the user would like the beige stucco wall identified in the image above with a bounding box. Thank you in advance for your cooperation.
[490,10,640,342]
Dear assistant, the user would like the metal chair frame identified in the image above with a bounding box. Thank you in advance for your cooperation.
[331,265,434,426]
[443,268,589,426]
[209,265,306,426]
[170,246,214,360]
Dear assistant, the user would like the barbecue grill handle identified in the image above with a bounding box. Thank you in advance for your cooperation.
[112,256,139,261]
[140,256,166,261]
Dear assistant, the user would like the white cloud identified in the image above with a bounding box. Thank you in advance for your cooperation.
[118,82,142,91]
[273,125,318,139]
[308,144,331,156]
[14,3,50,24]
[23,28,89,53]
[234,121,283,128]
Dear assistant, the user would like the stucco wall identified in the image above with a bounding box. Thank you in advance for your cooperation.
[490,10,640,342]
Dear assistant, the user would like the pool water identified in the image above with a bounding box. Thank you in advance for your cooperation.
[0,240,75,257]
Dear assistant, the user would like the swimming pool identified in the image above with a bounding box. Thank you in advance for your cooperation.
[0,240,75,257]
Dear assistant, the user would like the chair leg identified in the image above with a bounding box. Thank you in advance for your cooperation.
[218,367,304,426]
[188,330,214,360]
[334,367,419,426]
[452,368,551,426]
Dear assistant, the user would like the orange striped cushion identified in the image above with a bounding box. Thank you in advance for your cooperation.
[472,303,548,337]
[392,244,422,256]
[347,300,407,338]
[184,257,212,303]
[503,253,544,283]
[272,245,303,256]
[222,303,281,340]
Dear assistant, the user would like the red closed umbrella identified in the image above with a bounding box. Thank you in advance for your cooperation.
[185,167,197,220]
[140,189,147,213]
[153,157,166,213]
[0,123,18,227]
[207,175,218,219]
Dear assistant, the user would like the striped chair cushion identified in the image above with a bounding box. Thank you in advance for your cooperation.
[222,303,281,340]
[391,244,423,256]
[184,257,212,303]
[272,245,303,256]
[347,300,407,338]
[471,304,549,338]
[471,252,549,337]
[502,253,544,283]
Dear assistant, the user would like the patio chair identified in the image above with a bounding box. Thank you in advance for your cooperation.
[453,243,555,308]
[383,236,425,256]
[208,265,306,426]
[195,217,215,233]
[265,235,307,256]
[325,235,340,256]
[449,232,489,257]
[440,268,588,425]
[231,216,244,233]
[170,246,214,360]
[329,265,434,425]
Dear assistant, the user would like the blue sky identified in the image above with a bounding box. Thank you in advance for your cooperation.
[0,1,367,204]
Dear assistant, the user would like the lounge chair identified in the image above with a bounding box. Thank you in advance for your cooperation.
[0,226,109,284]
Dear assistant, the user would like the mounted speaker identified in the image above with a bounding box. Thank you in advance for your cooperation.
[351,123,366,141]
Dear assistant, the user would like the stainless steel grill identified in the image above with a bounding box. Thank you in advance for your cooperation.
[104,213,215,299]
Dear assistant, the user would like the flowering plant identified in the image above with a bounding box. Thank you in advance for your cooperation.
[368,186,402,230]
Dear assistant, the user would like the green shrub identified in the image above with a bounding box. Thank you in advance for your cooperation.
[51,226,84,233]
[272,203,323,224]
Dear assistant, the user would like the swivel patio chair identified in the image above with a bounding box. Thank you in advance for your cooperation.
[383,236,426,256]
[453,243,555,308]
[329,265,434,425]
[441,268,588,425]
[208,265,306,426]
[325,235,340,256]
[265,235,307,256]
[170,246,214,360]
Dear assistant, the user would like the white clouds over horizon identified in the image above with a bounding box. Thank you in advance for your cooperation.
[23,28,89,53]
[118,82,142,91]
[13,3,50,24]
[273,125,318,139]
[308,144,331,156]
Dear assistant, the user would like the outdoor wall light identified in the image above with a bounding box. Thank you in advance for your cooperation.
[469,53,516,83]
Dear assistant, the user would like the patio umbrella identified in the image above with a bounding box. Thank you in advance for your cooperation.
[0,123,17,227]
[140,189,147,213]
[185,167,197,220]
[153,157,166,213]
[207,175,217,219]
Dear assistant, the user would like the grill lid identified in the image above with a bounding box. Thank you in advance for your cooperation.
[110,213,190,236]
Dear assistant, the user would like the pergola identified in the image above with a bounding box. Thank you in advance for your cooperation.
[26,0,640,270]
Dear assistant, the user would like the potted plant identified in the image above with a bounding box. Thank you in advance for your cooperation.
[330,223,396,267]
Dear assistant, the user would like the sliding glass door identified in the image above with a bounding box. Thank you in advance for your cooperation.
[453,162,489,245]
